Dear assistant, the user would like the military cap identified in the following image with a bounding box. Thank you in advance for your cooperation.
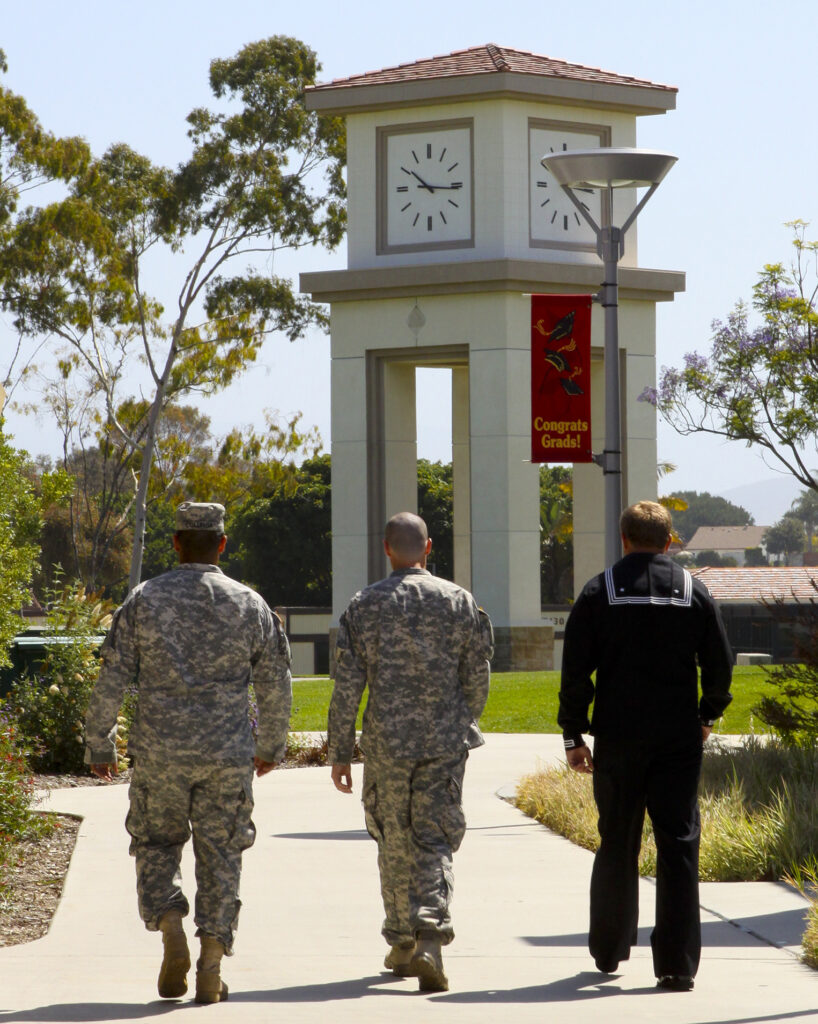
[175,501,225,533]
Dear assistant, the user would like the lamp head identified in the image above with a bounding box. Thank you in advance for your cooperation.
[541,148,677,189]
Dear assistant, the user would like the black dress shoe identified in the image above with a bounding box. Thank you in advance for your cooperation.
[595,958,619,974]
[657,975,694,991]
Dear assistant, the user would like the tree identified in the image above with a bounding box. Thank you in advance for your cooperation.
[744,547,768,567]
[31,395,214,593]
[645,222,818,496]
[667,490,753,545]
[225,454,332,606]
[181,411,320,508]
[0,37,345,592]
[417,460,453,581]
[0,51,88,398]
[789,489,818,550]
[764,516,807,564]
[540,466,573,604]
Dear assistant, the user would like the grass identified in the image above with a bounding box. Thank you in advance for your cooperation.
[290,665,772,735]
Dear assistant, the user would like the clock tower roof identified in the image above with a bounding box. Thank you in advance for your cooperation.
[306,44,676,116]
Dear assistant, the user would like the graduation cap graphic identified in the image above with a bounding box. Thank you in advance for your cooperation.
[534,310,585,396]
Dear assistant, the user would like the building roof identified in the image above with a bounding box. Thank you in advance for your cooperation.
[305,44,677,115]
[686,525,768,552]
[691,566,818,603]
[311,44,675,93]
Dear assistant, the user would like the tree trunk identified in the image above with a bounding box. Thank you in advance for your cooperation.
[127,333,179,593]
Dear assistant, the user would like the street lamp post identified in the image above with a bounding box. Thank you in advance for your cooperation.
[540,148,677,568]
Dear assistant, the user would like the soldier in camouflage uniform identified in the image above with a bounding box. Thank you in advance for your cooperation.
[85,501,292,1004]
[329,511,493,993]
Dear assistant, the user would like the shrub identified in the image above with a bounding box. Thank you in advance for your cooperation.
[282,732,362,767]
[4,582,114,774]
[0,717,53,881]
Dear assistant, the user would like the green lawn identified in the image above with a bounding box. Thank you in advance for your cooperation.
[291,665,772,735]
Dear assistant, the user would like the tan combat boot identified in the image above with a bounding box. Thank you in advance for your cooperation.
[195,934,228,1004]
[157,909,190,998]
[411,934,448,992]
[384,941,416,976]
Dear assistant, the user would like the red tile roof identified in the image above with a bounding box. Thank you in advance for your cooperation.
[691,567,818,603]
[309,44,676,95]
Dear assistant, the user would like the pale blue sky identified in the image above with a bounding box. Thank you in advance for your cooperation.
[3,0,817,520]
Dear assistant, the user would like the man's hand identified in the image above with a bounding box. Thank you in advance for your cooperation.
[566,745,594,774]
[331,763,353,793]
[702,725,712,742]
[254,756,277,777]
[90,762,118,782]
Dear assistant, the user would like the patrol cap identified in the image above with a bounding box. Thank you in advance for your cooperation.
[175,501,225,533]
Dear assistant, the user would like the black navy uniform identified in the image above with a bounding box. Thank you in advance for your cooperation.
[559,552,733,980]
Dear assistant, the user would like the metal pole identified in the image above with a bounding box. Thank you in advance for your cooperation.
[599,225,623,567]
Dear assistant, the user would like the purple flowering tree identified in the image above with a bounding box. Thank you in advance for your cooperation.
[641,222,818,493]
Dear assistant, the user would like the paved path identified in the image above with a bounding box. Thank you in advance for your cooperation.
[1,735,816,1023]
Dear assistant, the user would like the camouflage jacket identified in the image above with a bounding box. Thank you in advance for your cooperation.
[84,563,292,765]
[328,568,493,763]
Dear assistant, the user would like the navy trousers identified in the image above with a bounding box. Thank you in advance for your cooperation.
[589,733,703,978]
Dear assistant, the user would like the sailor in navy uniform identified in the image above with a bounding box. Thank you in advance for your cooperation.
[558,500,733,991]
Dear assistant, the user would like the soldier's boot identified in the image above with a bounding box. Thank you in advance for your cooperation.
[157,910,191,998]
[411,933,449,993]
[195,934,228,1004]
[384,941,417,976]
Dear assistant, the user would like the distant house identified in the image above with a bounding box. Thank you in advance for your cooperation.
[686,525,769,566]
[691,566,818,662]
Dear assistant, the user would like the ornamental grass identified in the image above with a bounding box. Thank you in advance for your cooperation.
[515,736,818,885]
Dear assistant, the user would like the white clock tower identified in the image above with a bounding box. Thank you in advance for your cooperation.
[301,44,684,669]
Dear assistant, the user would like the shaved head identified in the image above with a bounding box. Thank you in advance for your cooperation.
[384,512,429,562]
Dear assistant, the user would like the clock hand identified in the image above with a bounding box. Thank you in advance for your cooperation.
[410,169,436,193]
[411,177,463,191]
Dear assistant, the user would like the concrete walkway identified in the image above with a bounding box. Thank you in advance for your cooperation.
[1,735,816,1023]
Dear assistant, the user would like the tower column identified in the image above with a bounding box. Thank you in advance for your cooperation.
[469,341,551,669]
[452,365,471,591]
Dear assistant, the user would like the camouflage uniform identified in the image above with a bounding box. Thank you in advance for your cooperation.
[328,567,493,947]
[84,503,292,953]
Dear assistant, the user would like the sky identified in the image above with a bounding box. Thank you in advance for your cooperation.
[2,0,817,524]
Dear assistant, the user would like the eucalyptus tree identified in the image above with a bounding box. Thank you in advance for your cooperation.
[0,36,345,590]
[0,49,88,397]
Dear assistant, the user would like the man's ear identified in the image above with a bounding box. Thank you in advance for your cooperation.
[425,537,432,555]
[219,534,228,554]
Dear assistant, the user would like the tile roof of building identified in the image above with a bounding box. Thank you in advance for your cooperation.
[308,44,676,94]
[691,566,818,602]
[686,525,769,552]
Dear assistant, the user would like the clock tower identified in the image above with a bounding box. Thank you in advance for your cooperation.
[301,44,684,669]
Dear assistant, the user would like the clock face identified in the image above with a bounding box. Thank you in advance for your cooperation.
[378,121,474,253]
[529,122,607,248]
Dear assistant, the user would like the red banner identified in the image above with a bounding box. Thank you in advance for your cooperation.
[531,294,593,463]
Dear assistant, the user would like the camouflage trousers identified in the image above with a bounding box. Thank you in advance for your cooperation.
[125,759,256,953]
[362,750,468,947]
